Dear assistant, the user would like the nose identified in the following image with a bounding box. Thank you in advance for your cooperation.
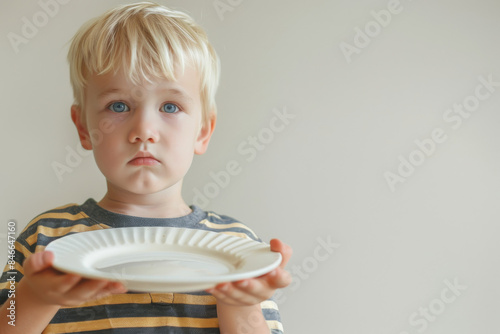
[128,108,160,144]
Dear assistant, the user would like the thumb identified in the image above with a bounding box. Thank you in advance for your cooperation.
[23,251,54,277]
[270,239,292,269]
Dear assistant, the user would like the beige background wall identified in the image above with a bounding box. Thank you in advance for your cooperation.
[1,0,499,332]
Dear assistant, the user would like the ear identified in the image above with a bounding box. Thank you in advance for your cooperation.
[71,105,92,150]
[194,112,216,155]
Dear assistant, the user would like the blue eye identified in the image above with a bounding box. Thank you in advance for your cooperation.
[108,102,129,113]
[161,103,179,113]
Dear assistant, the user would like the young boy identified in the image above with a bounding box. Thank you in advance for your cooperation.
[0,2,291,333]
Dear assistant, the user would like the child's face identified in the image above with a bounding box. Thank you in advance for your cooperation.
[72,66,214,197]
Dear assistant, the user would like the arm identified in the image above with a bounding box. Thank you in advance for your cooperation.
[0,251,126,334]
[216,302,268,334]
[0,280,60,334]
[208,239,292,334]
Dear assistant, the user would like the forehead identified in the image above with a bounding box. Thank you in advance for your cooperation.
[85,65,202,103]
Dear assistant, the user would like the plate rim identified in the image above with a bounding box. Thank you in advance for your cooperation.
[46,226,282,288]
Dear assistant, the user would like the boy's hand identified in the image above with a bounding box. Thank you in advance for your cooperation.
[207,239,292,306]
[21,250,127,306]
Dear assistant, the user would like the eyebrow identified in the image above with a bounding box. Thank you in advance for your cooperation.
[98,88,122,99]
[161,88,195,103]
[97,87,195,103]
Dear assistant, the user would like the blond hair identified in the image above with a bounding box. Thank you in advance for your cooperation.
[67,2,220,124]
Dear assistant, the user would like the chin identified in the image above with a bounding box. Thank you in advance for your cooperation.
[129,180,181,195]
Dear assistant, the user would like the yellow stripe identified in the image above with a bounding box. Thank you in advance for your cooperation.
[6,242,33,277]
[45,211,89,220]
[24,210,91,245]
[261,300,279,310]
[207,212,222,219]
[150,293,174,303]
[54,203,79,210]
[26,223,104,246]
[62,293,217,308]
[53,203,79,211]
[15,240,32,258]
[267,320,284,331]
[220,231,253,240]
[33,211,90,223]
[25,208,86,230]
[44,316,219,333]
[3,261,24,275]
[0,280,13,291]
[63,293,152,308]
[173,293,217,305]
[12,261,24,275]
[29,203,78,225]
[199,219,258,239]
[35,245,48,253]
[0,243,32,289]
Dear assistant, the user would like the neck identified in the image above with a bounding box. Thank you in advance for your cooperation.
[98,182,192,218]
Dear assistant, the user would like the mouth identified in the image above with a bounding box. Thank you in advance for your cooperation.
[128,151,161,166]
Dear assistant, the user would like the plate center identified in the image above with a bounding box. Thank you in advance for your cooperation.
[92,251,233,278]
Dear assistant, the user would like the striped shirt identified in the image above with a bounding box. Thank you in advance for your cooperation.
[0,199,283,333]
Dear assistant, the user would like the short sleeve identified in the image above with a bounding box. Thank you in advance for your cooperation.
[262,296,284,333]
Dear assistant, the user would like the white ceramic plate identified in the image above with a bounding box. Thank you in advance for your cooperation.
[46,227,281,292]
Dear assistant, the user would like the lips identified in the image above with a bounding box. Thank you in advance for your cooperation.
[128,151,160,166]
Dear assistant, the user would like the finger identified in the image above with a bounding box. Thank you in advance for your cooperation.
[27,273,82,306]
[209,282,262,306]
[93,282,127,301]
[270,239,292,269]
[265,268,292,289]
[107,282,128,294]
[234,279,273,302]
[57,274,85,293]
[207,284,233,304]
[207,283,232,303]
[24,251,55,276]
[213,279,275,306]
[64,279,110,302]
[35,273,82,299]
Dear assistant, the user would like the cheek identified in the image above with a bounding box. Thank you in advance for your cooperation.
[88,127,122,167]
[92,141,116,171]
[163,121,197,147]
[87,116,120,146]
[162,130,197,167]
[166,136,194,161]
